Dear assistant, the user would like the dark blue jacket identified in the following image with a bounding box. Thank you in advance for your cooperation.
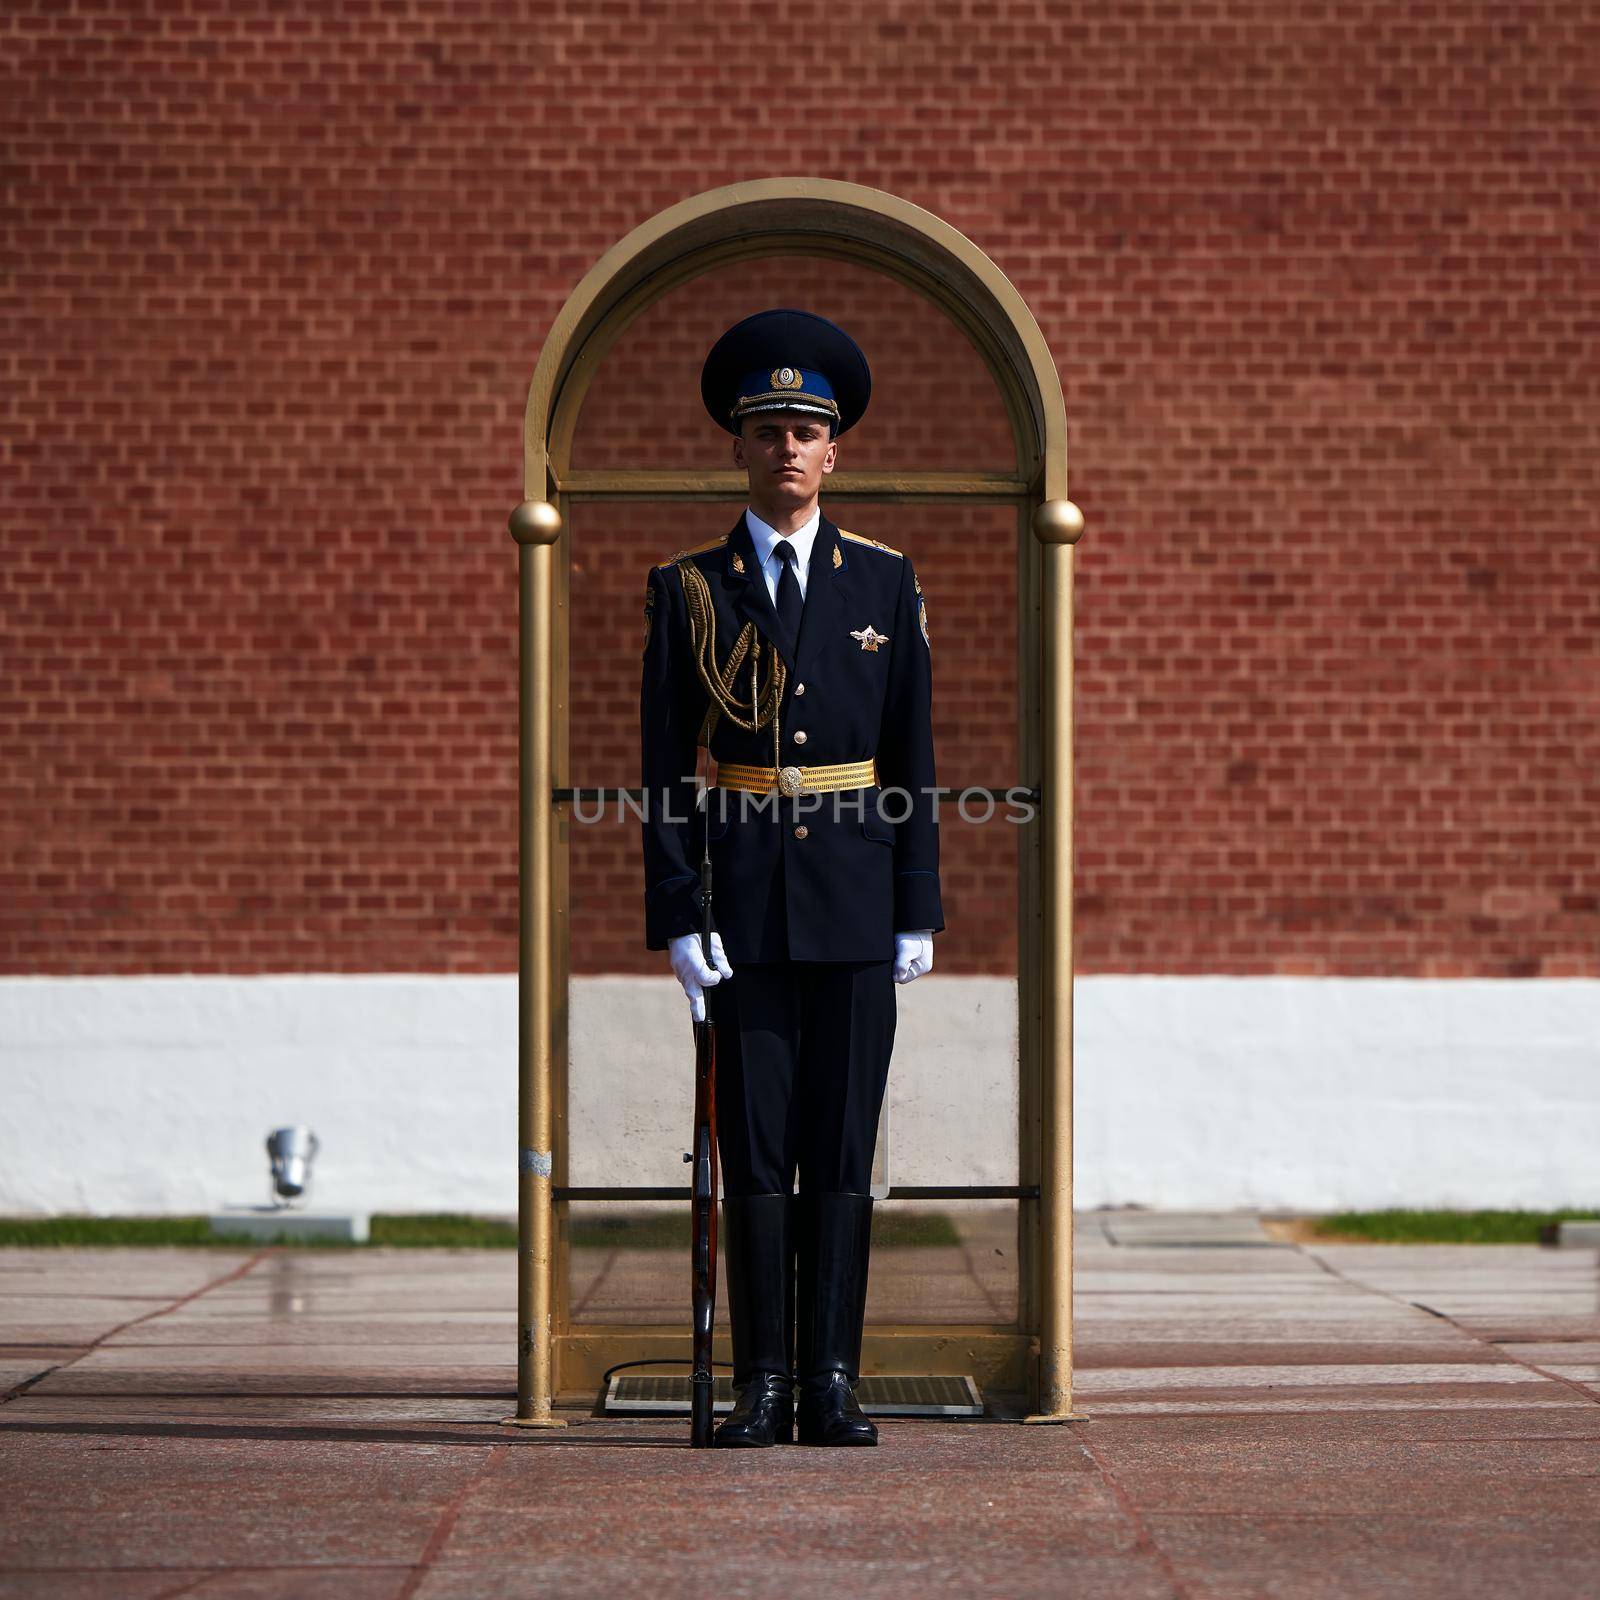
[640,510,943,962]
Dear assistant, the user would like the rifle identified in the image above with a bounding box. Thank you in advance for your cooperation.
[688,840,719,1447]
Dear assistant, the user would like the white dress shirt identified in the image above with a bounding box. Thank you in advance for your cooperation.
[744,505,821,605]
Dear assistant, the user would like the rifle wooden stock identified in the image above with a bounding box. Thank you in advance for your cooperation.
[689,855,719,1448]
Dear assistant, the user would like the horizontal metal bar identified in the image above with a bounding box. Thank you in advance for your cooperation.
[557,469,1031,502]
[885,1186,1039,1201]
[555,1185,1040,1202]
[558,1187,689,1202]
[563,492,1030,506]
[552,787,1040,806]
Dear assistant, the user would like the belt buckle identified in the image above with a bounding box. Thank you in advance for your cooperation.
[777,765,806,797]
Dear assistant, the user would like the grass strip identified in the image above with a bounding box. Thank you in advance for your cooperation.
[1307,1208,1600,1245]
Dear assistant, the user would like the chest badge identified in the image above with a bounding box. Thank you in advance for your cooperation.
[850,624,889,652]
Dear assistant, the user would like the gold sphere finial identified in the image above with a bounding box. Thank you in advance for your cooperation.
[509,500,563,546]
[1032,499,1084,545]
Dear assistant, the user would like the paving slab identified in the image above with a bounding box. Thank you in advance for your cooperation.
[0,1296,201,1346]
[109,1313,510,1346]
[1094,1210,1283,1248]
[1077,1341,1503,1368]
[0,1249,258,1288]
[0,1392,505,1428]
[0,1431,495,1570]
[1146,1512,1600,1600]
[2,1229,1598,1597]
[1075,1406,1600,1443]
[415,1426,1152,1600]
[408,1551,1181,1600]
[0,1572,409,1599]
[0,1359,67,1396]
[1087,1443,1600,1517]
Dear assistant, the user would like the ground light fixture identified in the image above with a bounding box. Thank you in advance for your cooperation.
[265,1126,319,1208]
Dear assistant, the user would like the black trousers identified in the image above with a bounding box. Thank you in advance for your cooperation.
[707,960,896,1197]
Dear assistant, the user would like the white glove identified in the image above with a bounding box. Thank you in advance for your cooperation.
[893,930,935,985]
[668,931,734,1023]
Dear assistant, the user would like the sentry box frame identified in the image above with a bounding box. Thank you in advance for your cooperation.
[506,179,1082,1426]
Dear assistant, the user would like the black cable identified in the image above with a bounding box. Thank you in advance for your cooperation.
[600,1356,734,1384]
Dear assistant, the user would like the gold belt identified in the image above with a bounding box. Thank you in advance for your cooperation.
[714,758,879,798]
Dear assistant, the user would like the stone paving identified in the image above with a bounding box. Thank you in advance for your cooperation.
[2,1217,1598,1598]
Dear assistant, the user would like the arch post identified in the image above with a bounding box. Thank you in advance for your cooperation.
[503,498,567,1428]
[1028,497,1085,1422]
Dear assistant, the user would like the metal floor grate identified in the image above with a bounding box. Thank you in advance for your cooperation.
[604,1372,983,1417]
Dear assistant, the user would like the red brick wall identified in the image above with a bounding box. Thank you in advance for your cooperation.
[3,1,1595,978]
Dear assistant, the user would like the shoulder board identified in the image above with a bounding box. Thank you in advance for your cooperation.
[838,528,903,559]
[663,534,729,565]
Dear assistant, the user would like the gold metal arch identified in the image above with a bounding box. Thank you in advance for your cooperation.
[523,178,1068,502]
[506,178,1082,1428]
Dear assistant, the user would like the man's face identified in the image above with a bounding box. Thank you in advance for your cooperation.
[732,411,837,506]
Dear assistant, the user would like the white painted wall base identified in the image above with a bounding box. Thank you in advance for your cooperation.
[1,975,1596,1215]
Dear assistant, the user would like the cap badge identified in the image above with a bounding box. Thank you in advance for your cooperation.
[771,366,804,390]
[850,623,889,653]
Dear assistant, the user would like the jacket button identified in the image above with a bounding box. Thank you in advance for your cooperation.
[794,682,806,696]
[793,825,808,840]
[793,730,808,745]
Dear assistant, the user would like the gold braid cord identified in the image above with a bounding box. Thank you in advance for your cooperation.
[675,557,786,771]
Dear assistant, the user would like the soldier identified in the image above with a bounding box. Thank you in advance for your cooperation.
[640,308,942,1448]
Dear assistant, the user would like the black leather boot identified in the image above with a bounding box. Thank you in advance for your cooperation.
[796,1191,877,1446]
[713,1193,794,1447]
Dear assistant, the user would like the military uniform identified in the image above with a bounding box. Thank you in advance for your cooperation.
[641,513,941,964]
[639,310,943,1447]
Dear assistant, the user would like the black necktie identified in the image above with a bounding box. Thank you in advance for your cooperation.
[773,538,803,647]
